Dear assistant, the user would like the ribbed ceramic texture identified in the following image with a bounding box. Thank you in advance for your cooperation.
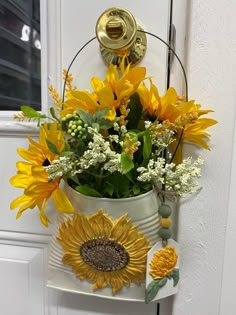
[48,182,161,301]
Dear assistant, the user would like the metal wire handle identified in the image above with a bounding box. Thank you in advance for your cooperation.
[62,31,188,102]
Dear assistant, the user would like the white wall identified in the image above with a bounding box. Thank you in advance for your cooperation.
[169,1,236,315]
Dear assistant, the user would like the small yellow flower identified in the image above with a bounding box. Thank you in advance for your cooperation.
[150,246,178,280]
[48,85,63,107]
[63,68,77,93]
[123,133,140,160]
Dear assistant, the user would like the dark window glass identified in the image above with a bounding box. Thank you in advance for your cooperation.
[0,0,41,111]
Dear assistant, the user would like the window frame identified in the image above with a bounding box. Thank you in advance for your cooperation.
[0,0,61,136]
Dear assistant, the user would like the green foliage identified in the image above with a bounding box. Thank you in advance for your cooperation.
[20,105,47,119]
[108,173,130,198]
[46,139,60,155]
[132,184,141,195]
[145,269,179,303]
[143,132,152,161]
[49,107,59,121]
[20,105,47,126]
[75,185,102,197]
[126,93,143,129]
[121,154,134,173]
[145,277,168,304]
[73,169,149,198]
[171,269,179,287]
[77,108,114,130]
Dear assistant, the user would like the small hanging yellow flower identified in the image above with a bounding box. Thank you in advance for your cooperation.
[57,209,150,294]
[150,246,178,280]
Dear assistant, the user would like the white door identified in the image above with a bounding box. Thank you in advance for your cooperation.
[0,1,174,314]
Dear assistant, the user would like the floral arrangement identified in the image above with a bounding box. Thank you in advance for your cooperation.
[10,59,217,227]
[9,57,217,301]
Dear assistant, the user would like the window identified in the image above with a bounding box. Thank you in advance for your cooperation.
[0,0,41,111]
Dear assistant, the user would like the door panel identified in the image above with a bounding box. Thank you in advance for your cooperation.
[0,1,171,314]
[0,240,49,315]
[61,0,171,95]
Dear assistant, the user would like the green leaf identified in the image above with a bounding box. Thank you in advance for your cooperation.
[104,182,114,197]
[93,107,109,121]
[99,120,114,129]
[77,109,93,125]
[46,139,60,155]
[132,185,140,195]
[64,142,71,151]
[60,151,74,158]
[121,154,134,173]
[145,278,168,304]
[171,269,180,287]
[78,108,114,130]
[143,132,152,161]
[50,107,58,120]
[21,105,47,119]
[126,93,143,129]
[107,172,131,198]
[75,185,102,197]
[94,108,114,129]
[125,171,135,183]
[92,122,100,131]
[66,175,79,185]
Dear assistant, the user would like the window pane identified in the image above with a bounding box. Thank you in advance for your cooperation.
[0,0,41,111]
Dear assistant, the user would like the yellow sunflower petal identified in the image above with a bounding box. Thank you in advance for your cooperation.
[89,209,113,238]
[16,162,32,175]
[97,85,114,108]
[71,91,98,111]
[10,194,35,211]
[161,87,178,106]
[105,64,119,89]
[9,174,33,189]
[52,187,75,214]
[90,77,106,92]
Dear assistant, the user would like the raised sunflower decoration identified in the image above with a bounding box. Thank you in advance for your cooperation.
[146,246,179,303]
[57,209,150,294]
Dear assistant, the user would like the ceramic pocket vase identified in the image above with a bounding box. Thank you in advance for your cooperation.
[47,182,161,302]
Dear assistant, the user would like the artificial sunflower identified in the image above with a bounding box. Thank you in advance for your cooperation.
[10,122,74,226]
[15,121,65,169]
[138,80,217,161]
[137,81,180,121]
[10,172,74,226]
[62,59,146,121]
[57,209,150,294]
[64,89,116,121]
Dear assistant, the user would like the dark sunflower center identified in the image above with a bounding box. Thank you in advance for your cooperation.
[80,238,129,272]
[42,158,51,166]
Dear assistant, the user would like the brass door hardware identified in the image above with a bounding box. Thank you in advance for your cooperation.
[96,7,147,66]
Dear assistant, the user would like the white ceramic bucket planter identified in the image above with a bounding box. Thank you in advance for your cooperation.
[47,182,161,302]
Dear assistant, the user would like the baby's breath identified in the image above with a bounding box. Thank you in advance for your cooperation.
[137,157,204,197]
[44,156,76,181]
[78,128,122,174]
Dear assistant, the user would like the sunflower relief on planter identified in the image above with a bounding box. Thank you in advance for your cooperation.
[9,8,217,303]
